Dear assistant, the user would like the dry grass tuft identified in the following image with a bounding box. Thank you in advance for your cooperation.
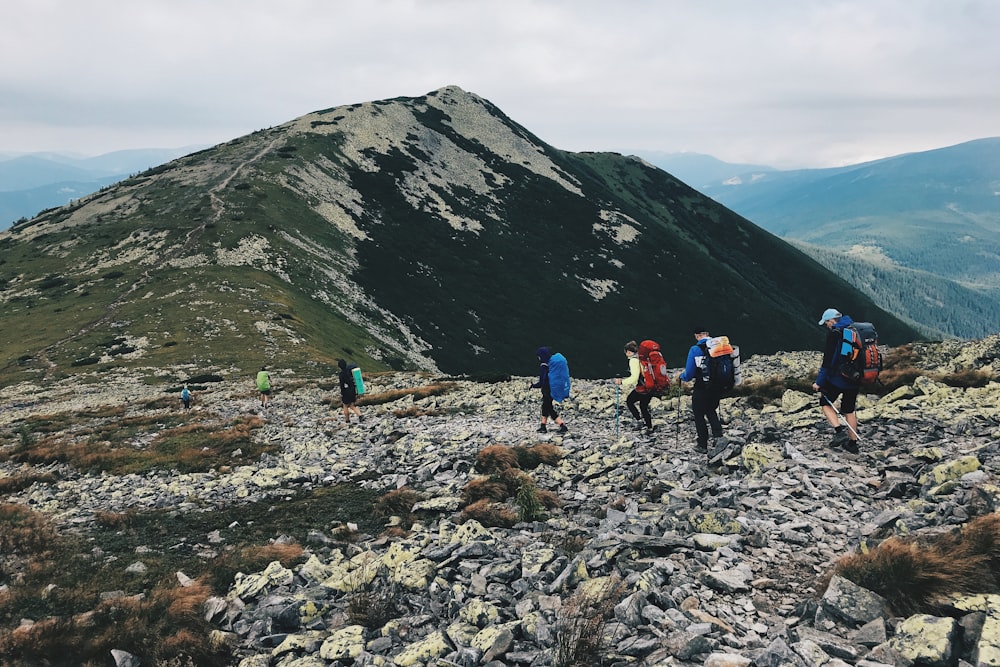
[462,470,523,505]
[459,499,518,528]
[474,443,564,474]
[359,382,456,407]
[203,542,305,592]
[938,368,995,388]
[536,489,562,510]
[373,487,425,530]
[475,445,519,473]
[829,513,1000,616]
[0,471,58,495]
[516,443,565,469]
[0,503,59,553]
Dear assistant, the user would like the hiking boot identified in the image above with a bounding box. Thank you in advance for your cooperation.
[558,424,568,433]
[695,441,708,453]
[537,424,547,433]
[842,439,860,454]
[632,421,645,432]
[829,429,850,448]
[644,426,656,438]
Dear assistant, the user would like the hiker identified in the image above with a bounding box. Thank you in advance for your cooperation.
[615,340,654,435]
[180,385,191,410]
[813,308,861,453]
[529,346,568,433]
[256,366,271,408]
[678,327,724,453]
[338,359,364,424]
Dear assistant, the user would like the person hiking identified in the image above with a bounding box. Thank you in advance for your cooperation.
[615,340,654,436]
[813,308,861,453]
[180,385,191,410]
[678,327,725,454]
[529,346,568,434]
[338,359,364,424]
[256,366,272,408]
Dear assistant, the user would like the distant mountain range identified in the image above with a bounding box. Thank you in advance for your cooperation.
[639,138,1000,338]
[0,148,199,228]
[0,86,914,382]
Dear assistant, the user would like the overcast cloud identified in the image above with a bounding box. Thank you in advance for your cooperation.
[2,0,998,168]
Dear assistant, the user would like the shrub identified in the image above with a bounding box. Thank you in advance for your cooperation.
[553,575,625,667]
[828,513,1000,616]
[346,569,400,628]
[516,477,546,522]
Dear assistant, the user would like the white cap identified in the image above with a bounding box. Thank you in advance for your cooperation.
[818,308,842,325]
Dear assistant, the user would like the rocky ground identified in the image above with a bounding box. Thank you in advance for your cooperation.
[3,336,1000,666]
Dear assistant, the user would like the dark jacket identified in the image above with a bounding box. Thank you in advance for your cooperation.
[530,346,551,395]
[338,359,358,403]
[817,315,859,389]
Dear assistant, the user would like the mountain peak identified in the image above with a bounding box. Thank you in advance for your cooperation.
[0,89,918,383]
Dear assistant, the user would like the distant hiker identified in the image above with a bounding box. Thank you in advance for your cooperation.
[813,308,861,453]
[615,340,654,436]
[256,367,272,408]
[678,328,725,454]
[338,359,364,424]
[180,385,191,410]
[529,346,568,434]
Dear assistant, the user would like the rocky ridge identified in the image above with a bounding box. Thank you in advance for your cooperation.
[3,336,1000,666]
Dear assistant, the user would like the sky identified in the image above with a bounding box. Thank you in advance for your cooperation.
[3,0,999,169]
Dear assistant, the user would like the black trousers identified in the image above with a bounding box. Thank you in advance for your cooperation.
[692,388,722,446]
[626,390,653,429]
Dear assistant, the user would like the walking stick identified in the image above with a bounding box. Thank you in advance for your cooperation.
[675,378,681,448]
[821,393,861,441]
[615,381,620,439]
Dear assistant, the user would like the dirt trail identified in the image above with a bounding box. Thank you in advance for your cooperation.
[30,138,283,377]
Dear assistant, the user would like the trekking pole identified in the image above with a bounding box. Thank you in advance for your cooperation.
[675,379,681,448]
[821,393,861,441]
[615,380,620,439]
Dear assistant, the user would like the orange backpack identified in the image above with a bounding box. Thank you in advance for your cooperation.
[637,340,671,396]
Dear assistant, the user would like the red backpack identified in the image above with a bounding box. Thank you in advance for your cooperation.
[637,340,671,396]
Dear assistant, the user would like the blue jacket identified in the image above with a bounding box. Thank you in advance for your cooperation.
[679,337,711,383]
[817,315,858,388]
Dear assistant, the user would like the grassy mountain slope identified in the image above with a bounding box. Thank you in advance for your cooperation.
[0,87,919,384]
[788,240,1000,339]
[665,139,1000,338]
[699,138,1000,285]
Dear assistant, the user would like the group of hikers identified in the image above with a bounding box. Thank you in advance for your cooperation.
[254,362,366,424]
[531,308,876,458]
[214,307,873,460]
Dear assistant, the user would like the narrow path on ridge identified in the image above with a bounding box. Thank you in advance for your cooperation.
[32,137,284,378]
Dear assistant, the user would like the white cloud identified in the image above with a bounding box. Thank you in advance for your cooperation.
[2,0,999,167]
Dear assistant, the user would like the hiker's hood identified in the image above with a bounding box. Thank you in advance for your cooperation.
[833,315,855,330]
[536,346,551,362]
[337,359,347,370]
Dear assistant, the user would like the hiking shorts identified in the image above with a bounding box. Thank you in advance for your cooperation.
[819,384,858,414]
